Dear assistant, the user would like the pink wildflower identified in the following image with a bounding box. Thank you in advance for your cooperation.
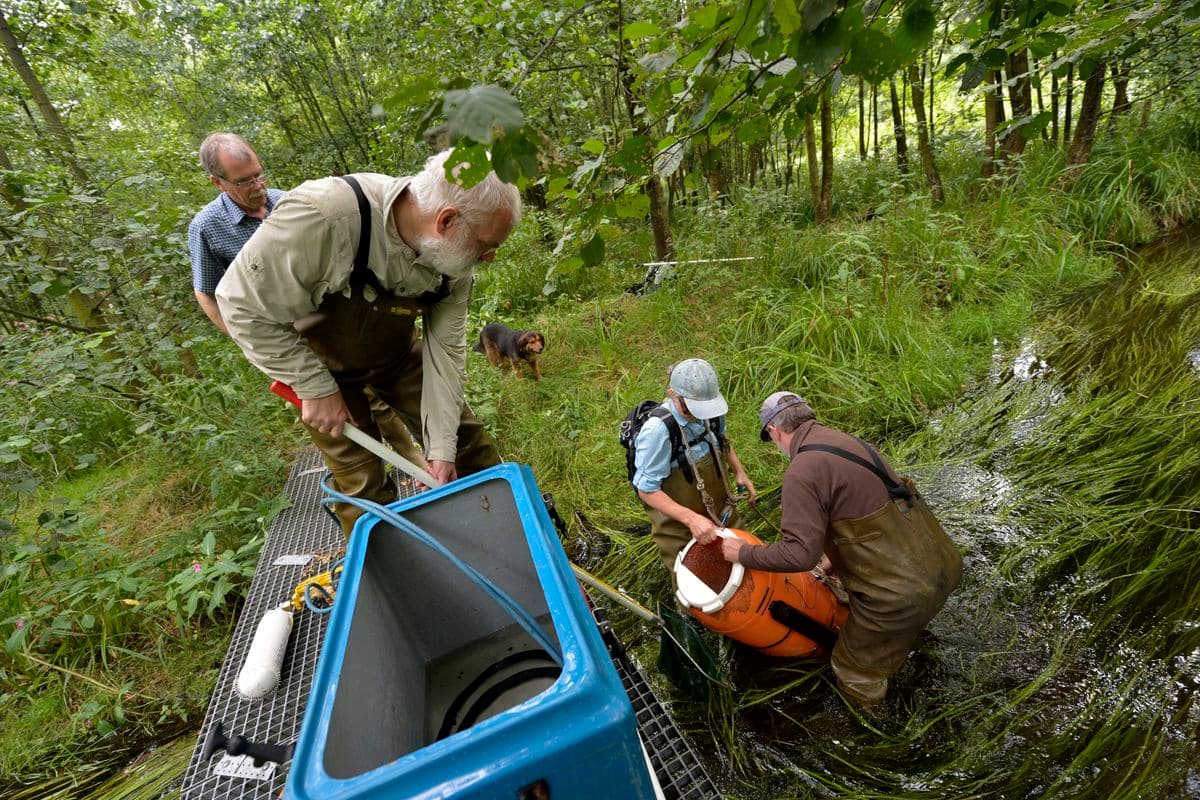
[15,619,24,630]
[192,562,202,574]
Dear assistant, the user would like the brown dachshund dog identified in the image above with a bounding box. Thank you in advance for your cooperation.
[473,322,545,380]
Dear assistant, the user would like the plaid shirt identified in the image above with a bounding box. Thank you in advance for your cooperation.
[187,188,284,293]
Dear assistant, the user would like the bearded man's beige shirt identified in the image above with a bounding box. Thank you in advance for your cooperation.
[215,172,472,463]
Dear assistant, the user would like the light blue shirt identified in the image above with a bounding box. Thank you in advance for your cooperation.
[188,188,285,293]
[631,399,725,493]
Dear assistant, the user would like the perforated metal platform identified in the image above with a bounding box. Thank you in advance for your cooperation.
[181,450,719,800]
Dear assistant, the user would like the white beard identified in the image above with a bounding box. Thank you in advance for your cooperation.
[416,229,478,279]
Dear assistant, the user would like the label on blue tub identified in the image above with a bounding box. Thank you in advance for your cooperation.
[212,753,277,781]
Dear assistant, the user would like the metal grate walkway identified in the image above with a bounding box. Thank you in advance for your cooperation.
[181,450,719,800]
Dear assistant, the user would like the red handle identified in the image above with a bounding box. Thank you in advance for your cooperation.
[270,381,302,409]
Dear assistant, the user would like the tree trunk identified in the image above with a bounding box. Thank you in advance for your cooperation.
[818,89,833,223]
[784,136,793,192]
[1064,63,1074,144]
[1138,98,1152,132]
[1051,54,1059,144]
[889,77,909,175]
[645,175,672,261]
[858,79,867,160]
[615,0,673,259]
[908,63,944,203]
[1000,49,1033,159]
[1066,62,1107,171]
[1109,62,1132,132]
[983,69,1001,178]
[1034,58,1048,141]
[927,51,935,142]
[0,10,91,187]
[872,83,880,159]
[805,113,820,215]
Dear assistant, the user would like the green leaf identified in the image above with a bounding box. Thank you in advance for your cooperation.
[736,116,771,144]
[773,0,804,35]
[5,625,27,654]
[982,47,1008,68]
[491,131,540,184]
[943,51,975,77]
[790,14,849,75]
[384,75,442,112]
[580,234,605,267]
[443,85,524,145]
[201,530,215,558]
[615,193,650,218]
[581,139,605,155]
[444,143,493,188]
[81,613,95,630]
[623,21,661,40]
[1023,110,1053,137]
[960,60,988,93]
[690,5,721,32]
[802,0,837,32]
[845,28,897,82]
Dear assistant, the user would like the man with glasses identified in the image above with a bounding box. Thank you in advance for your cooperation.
[216,149,521,535]
[188,132,282,334]
[630,358,757,570]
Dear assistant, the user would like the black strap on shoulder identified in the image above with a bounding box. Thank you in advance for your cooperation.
[341,174,454,305]
[339,175,383,294]
[416,273,452,305]
[649,406,694,483]
[795,437,913,503]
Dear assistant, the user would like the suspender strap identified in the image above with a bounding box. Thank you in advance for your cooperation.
[649,406,693,483]
[795,438,913,503]
[340,174,453,305]
[340,175,384,294]
[416,273,452,305]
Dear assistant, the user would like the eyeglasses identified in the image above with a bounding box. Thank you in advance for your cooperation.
[456,215,501,259]
[219,171,268,190]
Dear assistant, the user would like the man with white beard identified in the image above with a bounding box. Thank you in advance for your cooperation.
[216,149,521,535]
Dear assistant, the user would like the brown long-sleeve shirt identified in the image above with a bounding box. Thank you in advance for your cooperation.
[738,421,901,572]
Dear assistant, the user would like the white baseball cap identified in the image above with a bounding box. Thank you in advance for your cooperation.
[669,358,728,420]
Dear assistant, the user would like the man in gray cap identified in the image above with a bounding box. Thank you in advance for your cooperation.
[721,391,961,708]
[630,358,757,569]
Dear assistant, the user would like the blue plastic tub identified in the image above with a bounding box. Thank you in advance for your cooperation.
[284,463,657,800]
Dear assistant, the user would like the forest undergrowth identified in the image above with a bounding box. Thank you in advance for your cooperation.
[2,120,1199,797]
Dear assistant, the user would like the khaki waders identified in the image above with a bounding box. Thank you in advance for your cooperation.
[827,479,961,707]
[297,289,499,536]
[643,454,739,571]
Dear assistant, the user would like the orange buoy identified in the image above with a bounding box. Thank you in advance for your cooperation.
[674,528,848,658]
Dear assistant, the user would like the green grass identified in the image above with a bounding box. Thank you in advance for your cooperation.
[4,113,1200,795]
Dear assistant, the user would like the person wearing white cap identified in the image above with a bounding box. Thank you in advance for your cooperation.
[720,391,962,709]
[630,358,757,569]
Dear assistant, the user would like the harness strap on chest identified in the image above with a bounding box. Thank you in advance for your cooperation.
[339,175,384,294]
[796,437,913,503]
[340,174,452,304]
[649,406,693,483]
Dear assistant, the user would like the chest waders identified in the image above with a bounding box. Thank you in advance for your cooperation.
[643,427,738,570]
[295,176,499,535]
[797,438,962,708]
